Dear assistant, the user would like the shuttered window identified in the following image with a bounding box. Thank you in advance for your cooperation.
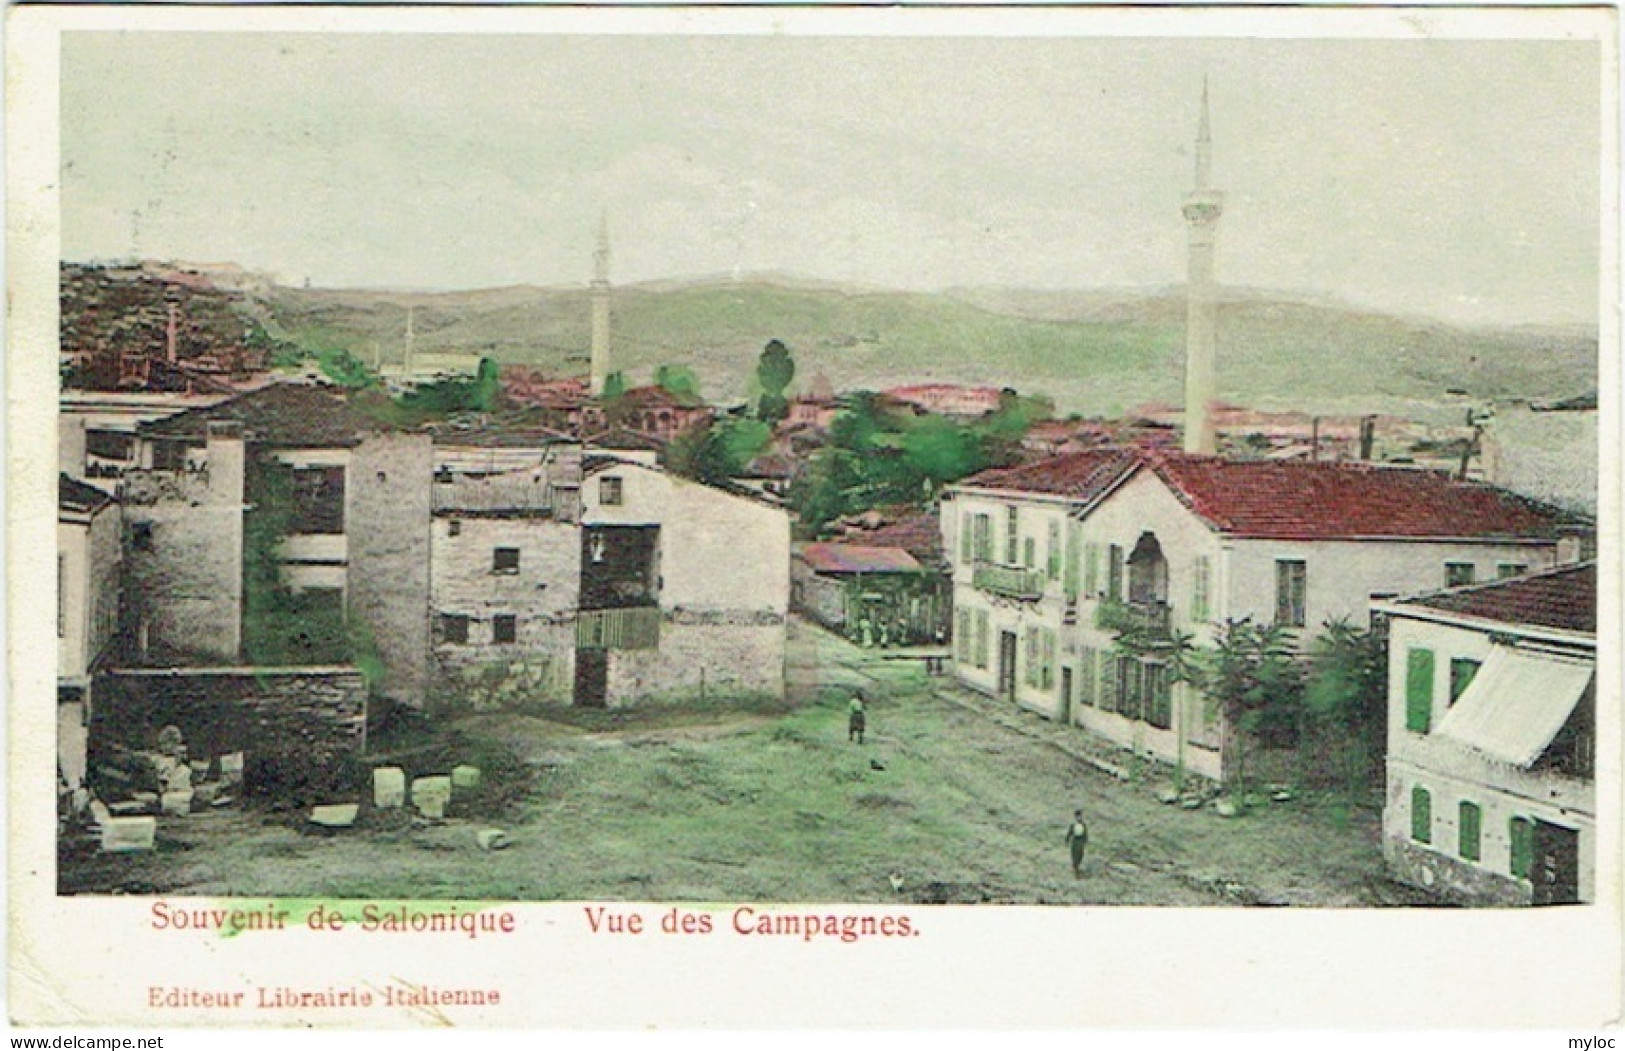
[1100,653,1121,713]
[1411,785,1432,844]
[1079,648,1097,708]
[1449,657,1480,705]
[1046,521,1062,581]
[1509,817,1535,879]
[1084,543,1101,596]
[1459,800,1482,862]
[1040,630,1056,691]
[1275,559,1307,628]
[960,513,973,564]
[975,610,990,670]
[1192,555,1212,622]
[1004,506,1019,565]
[1107,545,1124,601]
[1063,524,1081,599]
[1405,648,1435,733]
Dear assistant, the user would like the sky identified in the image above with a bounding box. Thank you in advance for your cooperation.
[61,30,1604,326]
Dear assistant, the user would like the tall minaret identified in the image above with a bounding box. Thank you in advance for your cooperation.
[1181,80,1224,456]
[590,211,612,395]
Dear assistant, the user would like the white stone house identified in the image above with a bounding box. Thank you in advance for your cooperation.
[944,451,1581,781]
[1374,562,1596,905]
[58,474,122,803]
[428,439,790,708]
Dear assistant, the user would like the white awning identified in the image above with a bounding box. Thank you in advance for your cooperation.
[1434,645,1594,768]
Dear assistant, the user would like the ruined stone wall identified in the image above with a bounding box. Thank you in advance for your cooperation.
[348,433,433,707]
[93,666,366,801]
[605,616,786,706]
[121,432,244,663]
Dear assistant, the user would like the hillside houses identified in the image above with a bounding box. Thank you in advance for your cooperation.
[1374,563,1596,905]
[941,450,1586,782]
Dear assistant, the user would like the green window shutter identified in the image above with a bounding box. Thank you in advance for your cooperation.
[1023,537,1036,569]
[1042,631,1056,691]
[960,513,972,563]
[1079,648,1097,707]
[1101,653,1120,713]
[1406,648,1435,733]
[1411,785,1432,843]
[1084,543,1100,596]
[1449,658,1480,704]
[1459,801,1482,862]
[1046,521,1061,581]
[1193,555,1211,622]
[1509,817,1534,879]
[1064,525,1081,599]
[976,611,990,670]
[1005,507,1019,564]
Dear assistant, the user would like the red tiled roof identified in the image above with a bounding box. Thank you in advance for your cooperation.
[1398,562,1595,635]
[958,450,1140,502]
[1148,455,1576,540]
[861,512,944,562]
[798,543,922,575]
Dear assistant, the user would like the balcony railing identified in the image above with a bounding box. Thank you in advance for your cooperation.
[576,607,661,650]
[971,561,1046,601]
[1096,598,1173,638]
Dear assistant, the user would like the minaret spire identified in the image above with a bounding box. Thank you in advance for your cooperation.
[1181,80,1225,456]
[589,210,612,396]
[1194,76,1212,190]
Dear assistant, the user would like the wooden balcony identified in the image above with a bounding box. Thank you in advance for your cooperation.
[1096,598,1173,638]
[972,561,1046,601]
[576,606,661,650]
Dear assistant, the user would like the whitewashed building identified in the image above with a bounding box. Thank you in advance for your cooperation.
[1374,563,1596,905]
[58,475,123,802]
[943,451,1582,781]
[429,436,790,708]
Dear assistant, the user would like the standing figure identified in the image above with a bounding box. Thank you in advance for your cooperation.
[1065,809,1090,879]
[848,693,867,744]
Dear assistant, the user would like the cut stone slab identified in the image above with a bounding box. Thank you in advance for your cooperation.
[161,789,195,816]
[451,765,482,792]
[374,767,407,809]
[413,776,452,820]
[101,816,156,853]
[476,829,510,851]
[310,804,359,829]
[1214,798,1239,818]
[219,752,245,785]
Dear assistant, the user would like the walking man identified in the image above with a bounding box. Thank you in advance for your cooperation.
[1065,809,1089,879]
[848,693,867,744]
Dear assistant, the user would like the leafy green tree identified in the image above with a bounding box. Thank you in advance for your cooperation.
[601,370,628,400]
[901,415,984,492]
[756,340,795,423]
[1303,618,1386,795]
[666,417,772,486]
[655,363,702,400]
[1180,618,1305,798]
[317,345,374,389]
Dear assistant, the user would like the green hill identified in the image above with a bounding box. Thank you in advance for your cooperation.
[264,275,1597,418]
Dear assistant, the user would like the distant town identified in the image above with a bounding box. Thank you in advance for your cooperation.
[57,92,1599,908]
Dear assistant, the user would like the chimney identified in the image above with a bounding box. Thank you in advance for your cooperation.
[166,302,180,363]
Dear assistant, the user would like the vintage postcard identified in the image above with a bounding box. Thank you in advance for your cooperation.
[7,3,1622,1030]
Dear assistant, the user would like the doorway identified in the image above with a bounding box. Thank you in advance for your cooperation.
[997,631,1018,700]
[1531,821,1580,905]
[574,649,608,708]
[1060,666,1074,724]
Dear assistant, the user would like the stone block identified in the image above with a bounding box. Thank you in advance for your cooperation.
[374,766,407,809]
[101,816,156,852]
[310,803,359,828]
[161,789,195,816]
[451,765,482,792]
[476,829,510,851]
[413,776,452,819]
[218,753,245,786]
